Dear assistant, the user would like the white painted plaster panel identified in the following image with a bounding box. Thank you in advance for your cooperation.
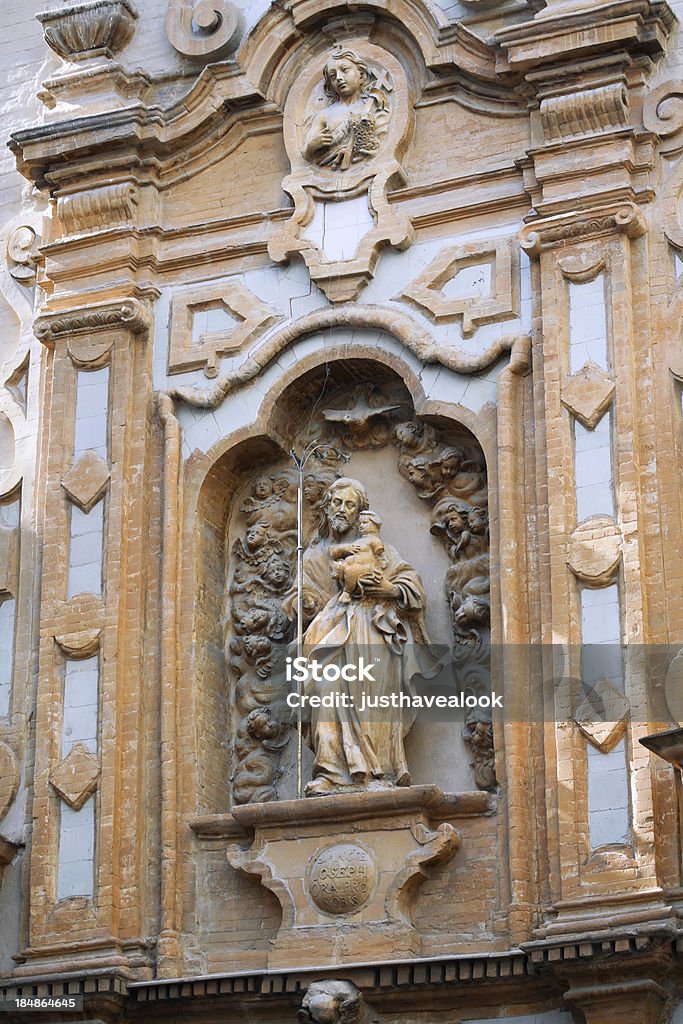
[441,260,492,300]
[62,656,99,758]
[304,197,374,262]
[57,797,95,900]
[0,594,16,716]
[587,738,630,848]
[67,499,104,599]
[73,366,109,461]
[569,274,608,373]
[575,412,614,521]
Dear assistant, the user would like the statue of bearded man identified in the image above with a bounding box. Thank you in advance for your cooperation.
[284,477,436,796]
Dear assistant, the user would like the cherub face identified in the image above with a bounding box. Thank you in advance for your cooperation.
[246,523,269,550]
[303,475,323,502]
[253,476,272,500]
[263,558,289,587]
[273,478,290,497]
[406,458,429,485]
[445,507,466,532]
[325,57,362,99]
[359,518,379,536]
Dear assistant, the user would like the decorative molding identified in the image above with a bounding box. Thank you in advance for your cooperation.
[37,0,139,62]
[49,743,100,811]
[400,237,518,335]
[561,362,615,431]
[169,280,283,378]
[61,452,110,513]
[34,298,149,347]
[520,202,646,258]
[54,628,102,659]
[539,84,629,143]
[166,0,243,60]
[6,226,39,284]
[58,184,138,237]
[567,516,622,585]
[169,305,527,409]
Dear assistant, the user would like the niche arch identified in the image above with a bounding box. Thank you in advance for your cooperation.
[178,343,501,814]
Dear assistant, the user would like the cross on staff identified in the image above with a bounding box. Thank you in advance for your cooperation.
[290,441,350,799]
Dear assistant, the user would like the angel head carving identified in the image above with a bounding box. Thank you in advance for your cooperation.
[299,980,374,1024]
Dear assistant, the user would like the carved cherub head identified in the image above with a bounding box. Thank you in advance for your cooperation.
[299,980,368,1024]
[252,475,273,500]
[358,510,381,536]
[245,521,270,552]
[261,555,291,591]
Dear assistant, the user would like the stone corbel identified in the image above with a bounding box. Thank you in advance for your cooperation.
[57,183,138,238]
[166,0,244,60]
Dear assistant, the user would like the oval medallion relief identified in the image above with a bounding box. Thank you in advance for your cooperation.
[307,843,376,915]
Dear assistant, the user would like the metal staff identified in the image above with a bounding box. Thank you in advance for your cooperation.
[290,442,349,799]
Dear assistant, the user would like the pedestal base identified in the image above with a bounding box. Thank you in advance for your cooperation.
[219,786,481,968]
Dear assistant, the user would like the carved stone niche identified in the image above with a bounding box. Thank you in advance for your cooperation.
[269,41,414,303]
[212,363,495,808]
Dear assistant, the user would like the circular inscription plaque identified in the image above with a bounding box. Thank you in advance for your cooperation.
[308,843,375,915]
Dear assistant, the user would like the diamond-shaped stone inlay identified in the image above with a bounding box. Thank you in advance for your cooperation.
[574,677,630,752]
[62,450,110,512]
[562,361,615,430]
[49,743,100,810]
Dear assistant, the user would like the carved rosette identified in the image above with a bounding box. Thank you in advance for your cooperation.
[37,0,139,62]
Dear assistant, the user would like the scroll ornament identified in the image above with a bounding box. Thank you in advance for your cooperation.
[166,0,243,60]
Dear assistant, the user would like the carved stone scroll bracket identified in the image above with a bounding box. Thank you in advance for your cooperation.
[198,787,487,967]
[37,0,139,62]
[7,226,39,286]
[169,280,284,377]
[269,42,413,304]
[34,298,150,349]
[644,80,683,154]
[167,0,244,61]
[400,237,519,336]
[520,202,647,259]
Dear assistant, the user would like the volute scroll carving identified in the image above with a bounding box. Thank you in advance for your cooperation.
[166,0,244,60]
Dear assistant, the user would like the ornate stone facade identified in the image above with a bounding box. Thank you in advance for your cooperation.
[1,1,683,1023]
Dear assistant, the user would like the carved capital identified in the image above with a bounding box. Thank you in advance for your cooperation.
[520,202,646,258]
[564,979,668,1024]
[166,0,243,60]
[37,0,139,62]
[34,298,150,347]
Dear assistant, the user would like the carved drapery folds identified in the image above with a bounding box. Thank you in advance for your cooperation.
[37,0,139,62]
